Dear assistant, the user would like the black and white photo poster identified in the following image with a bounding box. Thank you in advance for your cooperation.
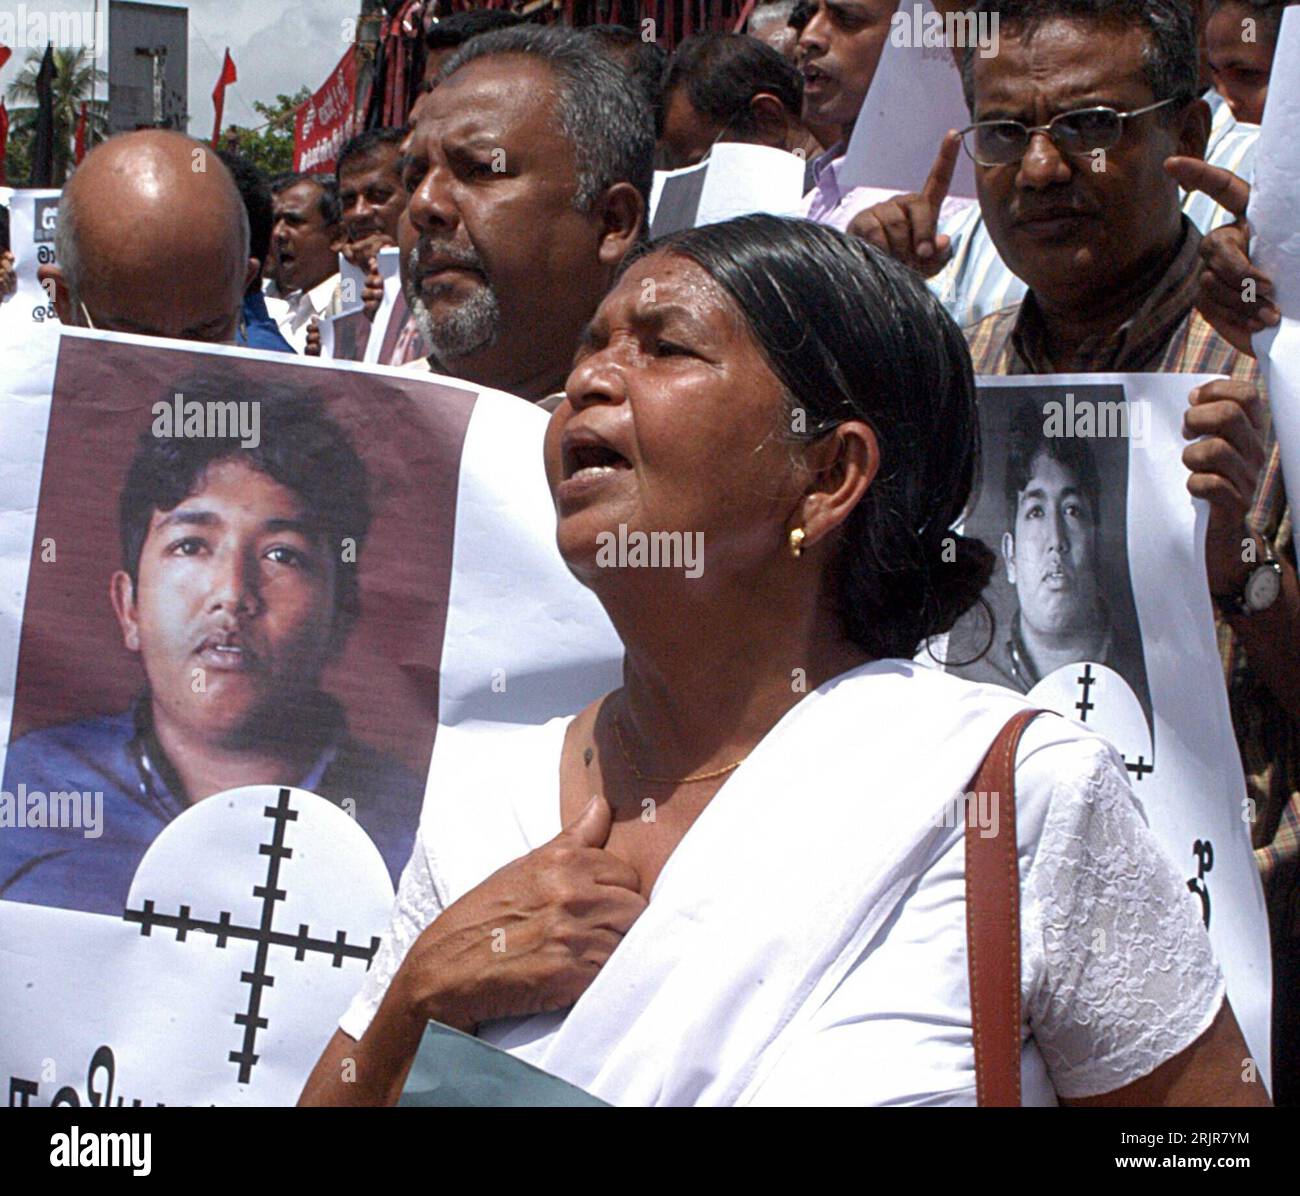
[937,373,1272,1080]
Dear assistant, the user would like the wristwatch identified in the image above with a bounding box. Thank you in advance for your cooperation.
[1215,538,1283,617]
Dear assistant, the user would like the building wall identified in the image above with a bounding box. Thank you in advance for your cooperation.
[108,1,189,133]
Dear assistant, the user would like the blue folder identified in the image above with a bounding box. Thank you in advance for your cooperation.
[398,1022,610,1107]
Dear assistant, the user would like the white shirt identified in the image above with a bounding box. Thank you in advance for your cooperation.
[340,709,1223,1106]
[262,273,342,354]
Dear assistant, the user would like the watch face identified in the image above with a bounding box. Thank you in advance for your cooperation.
[1246,564,1282,612]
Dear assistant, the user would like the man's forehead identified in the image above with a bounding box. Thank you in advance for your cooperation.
[1022,454,1082,490]
[154,461,310,521]
[416,54,562,142]
[806,0,893,17]
[275,181,323,212]
[974,18,1153,112]
[340,148,402,187]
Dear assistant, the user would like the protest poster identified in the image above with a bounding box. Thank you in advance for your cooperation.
[648,143,806,238]
[1251,7,1300,529]
[0,189,62,337]
[293,49,359,175]
[935,374,1272,1080]
[321,248,426,367]
[317,306,372,363]
[0,329,624,1105]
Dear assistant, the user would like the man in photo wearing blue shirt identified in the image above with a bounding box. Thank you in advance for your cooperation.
[0,384,424,915]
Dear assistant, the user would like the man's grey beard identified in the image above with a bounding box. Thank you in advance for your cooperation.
[404,246,502,365]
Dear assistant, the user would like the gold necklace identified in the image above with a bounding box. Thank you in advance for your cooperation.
[611,714,749,785]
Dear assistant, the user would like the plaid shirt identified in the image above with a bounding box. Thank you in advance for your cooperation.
[966,223,1300,940]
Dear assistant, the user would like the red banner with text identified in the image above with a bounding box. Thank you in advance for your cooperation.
[292,48,358,174]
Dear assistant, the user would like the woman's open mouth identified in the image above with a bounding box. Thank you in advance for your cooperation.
[557,434,634,504]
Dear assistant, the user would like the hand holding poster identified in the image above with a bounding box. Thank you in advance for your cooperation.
[936,373,1272,1082]
[322,248,426,367]
[0,330,623,1105]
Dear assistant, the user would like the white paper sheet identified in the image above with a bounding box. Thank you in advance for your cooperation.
[361,246,404,366]
[649,143,806,238]
[1251,8,1300,526]
[839,0,977,199]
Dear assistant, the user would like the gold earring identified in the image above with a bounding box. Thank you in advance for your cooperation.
[788,527,806,558]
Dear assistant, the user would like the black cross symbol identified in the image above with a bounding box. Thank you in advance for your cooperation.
[123,787,381,1084]
[1125,755,1154,781]
[1075,664,1096,722]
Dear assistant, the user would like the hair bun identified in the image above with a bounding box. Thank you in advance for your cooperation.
[921,531,995,642]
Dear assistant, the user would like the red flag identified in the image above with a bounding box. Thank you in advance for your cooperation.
[74,101,88,164]
[211,49,237,147]
[292,49,358,173]
[0,100,8,188]
[0,45,12,70]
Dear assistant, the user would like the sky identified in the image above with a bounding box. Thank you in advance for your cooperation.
[1,0,360,133]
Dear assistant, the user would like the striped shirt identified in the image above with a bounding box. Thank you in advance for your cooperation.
[933,90,1259,329]
[965,225,1299,940]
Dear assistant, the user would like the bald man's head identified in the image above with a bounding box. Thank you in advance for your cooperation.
[42,130,256,343]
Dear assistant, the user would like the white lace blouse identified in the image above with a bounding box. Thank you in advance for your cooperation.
[340,715,1225,1105]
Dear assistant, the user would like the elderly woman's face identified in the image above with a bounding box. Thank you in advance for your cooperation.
[544,252,799,586]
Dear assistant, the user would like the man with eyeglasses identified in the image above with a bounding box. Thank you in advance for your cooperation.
[849,0,1258,328]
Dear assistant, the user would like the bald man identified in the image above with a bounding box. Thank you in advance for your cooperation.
[38,130,256,343]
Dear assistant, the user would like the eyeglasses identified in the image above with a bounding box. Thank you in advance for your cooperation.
[958,97,1182,167]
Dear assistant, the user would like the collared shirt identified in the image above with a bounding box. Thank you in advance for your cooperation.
[263,273,344,354]
[964,224,1299,940]
[977,613,1117,694]
[933,90,1260,330]
[0,694,426,916]
[802,141,976,233]
[964,219,1224,374]
[236,289,295,354]
[801,142,853,227]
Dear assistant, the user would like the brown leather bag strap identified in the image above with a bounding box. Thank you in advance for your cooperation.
[965,708,1046,1108]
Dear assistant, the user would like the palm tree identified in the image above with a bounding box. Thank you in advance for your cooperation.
[6,46,109,185]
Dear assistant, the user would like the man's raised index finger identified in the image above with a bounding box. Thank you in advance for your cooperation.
[922,130,962,209]
[1165,156,1250,221]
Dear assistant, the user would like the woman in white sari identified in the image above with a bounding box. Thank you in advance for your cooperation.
[303,215,1266,1107]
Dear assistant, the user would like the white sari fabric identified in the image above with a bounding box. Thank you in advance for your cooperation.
[342,661,1224,1106]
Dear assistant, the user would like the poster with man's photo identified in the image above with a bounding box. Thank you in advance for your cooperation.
[0,329,623,1105]
[936,374,1272,1078]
